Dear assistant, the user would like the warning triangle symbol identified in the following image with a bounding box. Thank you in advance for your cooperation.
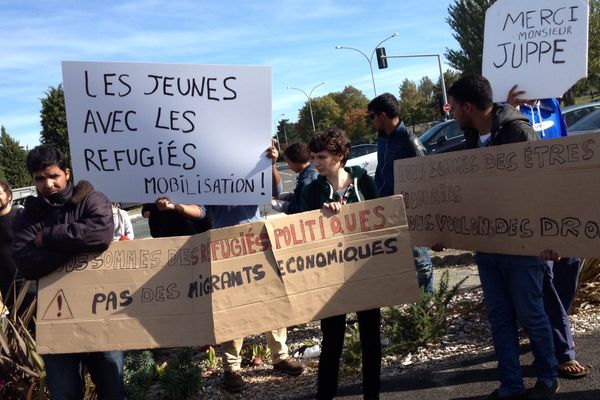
[41,289,74,320]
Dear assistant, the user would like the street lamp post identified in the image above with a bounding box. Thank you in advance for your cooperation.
[335,33,399,97]
[287,82,326,132]
[281,113,288,144]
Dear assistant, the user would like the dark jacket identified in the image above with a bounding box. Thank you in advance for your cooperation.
[13,180,114,280]
[464,103,537,149]
[375,122,425,197]
[0,207,23,299]
[301,165,378,212]
[287,164,319,214]
[142,202,211,238]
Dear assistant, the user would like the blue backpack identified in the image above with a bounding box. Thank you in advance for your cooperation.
[518,98,567,139]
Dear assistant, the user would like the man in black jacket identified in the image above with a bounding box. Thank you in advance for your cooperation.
[0,179,18,303]
[447,76,557,400]
[13,144,125,400]
[368,93,434,293]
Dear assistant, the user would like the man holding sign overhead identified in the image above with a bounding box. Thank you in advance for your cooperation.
[155,144,304,393]
[447,75,558,400]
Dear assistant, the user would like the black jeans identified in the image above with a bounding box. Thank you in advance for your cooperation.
[316,308,381,400]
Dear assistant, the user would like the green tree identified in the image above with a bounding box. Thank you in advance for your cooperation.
[564,0,600,104]
[276,118,299,146]
[343,108,372,144]
[589,0,600,95]
[441,69,461,91]
[444,0,494,75]
[40,84,70,159]
[330,86,370,114]
[296,96,343,141]
[418,76,438,120]
[399,79,425,130]
[0,127,30,188]
[291,86,373,143]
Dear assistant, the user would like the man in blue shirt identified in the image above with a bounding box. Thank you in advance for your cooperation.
[156,144,304,392]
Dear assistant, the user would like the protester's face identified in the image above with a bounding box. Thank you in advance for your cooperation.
[369,110,383,131]
[0,187,11,214]
[32,164,70,198]
[449,96,471,129]
[286,160,304,174]
[311,150,342,176]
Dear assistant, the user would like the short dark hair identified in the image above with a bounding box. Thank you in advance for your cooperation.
[26,144,69,175]
[447,75,493,111]
[368,93,400,119]
[0,179,12,200]
[307,128,351,166]
[284,143,311,164]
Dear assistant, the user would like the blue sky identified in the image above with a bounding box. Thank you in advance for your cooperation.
[0,0,458,149]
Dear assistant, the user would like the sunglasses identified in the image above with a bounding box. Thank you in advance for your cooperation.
[369,112,378,120]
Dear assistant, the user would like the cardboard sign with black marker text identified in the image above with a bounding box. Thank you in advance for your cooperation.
[36,196,419,354]
[394,133,600,258]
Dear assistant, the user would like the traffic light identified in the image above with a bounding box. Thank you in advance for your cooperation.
[376,47,388,69]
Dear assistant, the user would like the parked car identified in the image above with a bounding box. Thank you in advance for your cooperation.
[418,119,467,155]
[562,101,600,127]
[345,144,378,176]
[568,108,600,136]
[11,186,36,206]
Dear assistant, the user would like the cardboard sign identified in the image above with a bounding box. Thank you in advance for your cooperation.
[482,0,589,102]
[62,61,272,205]
[36,196,419,354]
[394,133,600,258]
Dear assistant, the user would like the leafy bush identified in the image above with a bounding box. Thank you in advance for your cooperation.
[158,348,203,400]
[0,281,47,399]
[202,345,220,370]
[242,343,271,367]
[341,323,362,374]
[573,258,600,312]
[383,270,467,354]
[123,350,159,400]
[124,348,203,400]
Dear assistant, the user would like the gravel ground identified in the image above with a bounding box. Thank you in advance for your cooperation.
[149,252,600,400]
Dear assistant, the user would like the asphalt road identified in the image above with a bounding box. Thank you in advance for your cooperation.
[291,332,600,400]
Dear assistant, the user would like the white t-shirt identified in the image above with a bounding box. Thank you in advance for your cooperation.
[479,133,492,147]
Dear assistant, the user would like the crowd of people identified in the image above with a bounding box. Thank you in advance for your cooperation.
[0,74,590,400]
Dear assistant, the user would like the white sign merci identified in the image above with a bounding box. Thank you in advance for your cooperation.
[62,61,272,205]
[482,0,589,102]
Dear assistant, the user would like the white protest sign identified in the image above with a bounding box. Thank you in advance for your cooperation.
[482,0,589,102]
[62,61,272,205]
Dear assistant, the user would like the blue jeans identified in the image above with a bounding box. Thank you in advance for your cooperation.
[43,351,126,400]
[544,258,581,364]
[413,246,433,293]
[476,253,557,397]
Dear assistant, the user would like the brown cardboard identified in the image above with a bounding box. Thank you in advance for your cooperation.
[394,133,600,257]
[36,196,420,354]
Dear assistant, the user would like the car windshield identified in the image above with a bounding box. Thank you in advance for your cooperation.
[569,109,600,132]
[348,144,377,159]
[419,122,447,142]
